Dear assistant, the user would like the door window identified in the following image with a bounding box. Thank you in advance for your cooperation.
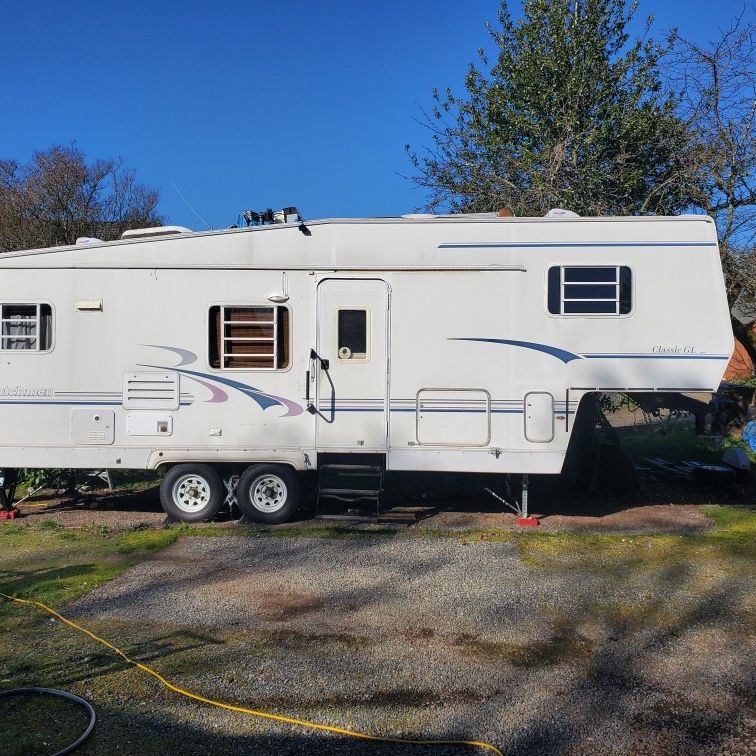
[337,309,368,360]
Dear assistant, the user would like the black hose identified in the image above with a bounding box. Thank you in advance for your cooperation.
[0,687,96,755]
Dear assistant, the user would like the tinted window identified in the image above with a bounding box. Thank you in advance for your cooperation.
[547,266,632,315]
[338,310,367,358]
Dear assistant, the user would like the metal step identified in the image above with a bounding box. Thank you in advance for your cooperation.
[319,464,382,474]
[316,462,384,519]
[318,488,381,498]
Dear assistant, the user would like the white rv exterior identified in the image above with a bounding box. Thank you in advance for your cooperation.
[0,214,733,521]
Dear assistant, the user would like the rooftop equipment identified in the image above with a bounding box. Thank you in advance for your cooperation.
[237,207,302,228]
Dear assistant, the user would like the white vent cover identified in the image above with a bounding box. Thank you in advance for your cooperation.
[123,372,179,410]
[121,226,193,240]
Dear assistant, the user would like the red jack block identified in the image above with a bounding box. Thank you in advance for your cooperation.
[0,509,20,520]
[516,516,540,527]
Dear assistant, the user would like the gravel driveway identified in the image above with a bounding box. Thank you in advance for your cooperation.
[66,534,755,755]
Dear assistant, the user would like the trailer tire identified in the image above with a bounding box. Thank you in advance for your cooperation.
[236,464,299,524]
[160,464,225,522]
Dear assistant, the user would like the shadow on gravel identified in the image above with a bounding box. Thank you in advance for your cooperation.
[52,569,755,756]
[5,498,754,755]
[495,570,754,754]
[59,530,755,754]
[7,700,477,756]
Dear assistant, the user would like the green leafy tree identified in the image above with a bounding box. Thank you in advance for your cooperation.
[406,0,690,217]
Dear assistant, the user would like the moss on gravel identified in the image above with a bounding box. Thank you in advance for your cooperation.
[0,503,753,754]
[0,526,179,612]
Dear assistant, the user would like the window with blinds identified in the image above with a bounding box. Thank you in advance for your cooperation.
[547,266,632,315]
[0,303,53,351]
[209,305,290,370]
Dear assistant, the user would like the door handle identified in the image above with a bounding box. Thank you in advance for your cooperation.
[306,348,335,423]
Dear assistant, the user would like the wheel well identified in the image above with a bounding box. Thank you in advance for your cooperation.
[155,461,299,476]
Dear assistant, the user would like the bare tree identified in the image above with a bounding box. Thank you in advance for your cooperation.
[671,15,756,370]
[0,144,163,253]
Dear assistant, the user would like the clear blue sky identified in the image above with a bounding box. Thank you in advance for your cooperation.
[0,1,750,228]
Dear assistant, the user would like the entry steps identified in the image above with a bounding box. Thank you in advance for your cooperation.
[316,463,384,520]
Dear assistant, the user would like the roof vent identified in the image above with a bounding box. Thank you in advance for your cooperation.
[121,225,193,240]
[545,208,580,218]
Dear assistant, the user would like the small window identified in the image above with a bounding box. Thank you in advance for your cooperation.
[0,303,53,351]
[209,305,290,370]
[337,309,367,359]
[547,266,632,315]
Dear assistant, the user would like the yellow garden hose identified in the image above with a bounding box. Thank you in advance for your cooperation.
[1,592,503,755]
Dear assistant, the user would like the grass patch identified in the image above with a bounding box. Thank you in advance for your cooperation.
[455,632,593,668]
[618,422,723,463]
[701,503,756,531]
[0,527,180,613]
[2,693,92,756]
[512,505,756,570]
[0,522,24,536]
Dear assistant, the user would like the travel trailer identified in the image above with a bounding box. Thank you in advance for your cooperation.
[0,211,733,522]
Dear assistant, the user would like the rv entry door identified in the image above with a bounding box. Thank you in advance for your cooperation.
[313,279,389,449]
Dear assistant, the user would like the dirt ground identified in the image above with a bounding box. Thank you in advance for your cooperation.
[12,466,746,535]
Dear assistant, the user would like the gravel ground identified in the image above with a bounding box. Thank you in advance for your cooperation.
[64,534,756,755]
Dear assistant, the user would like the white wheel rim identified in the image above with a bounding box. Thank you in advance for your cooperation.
[249,475,288,513]
[172,474,212,514]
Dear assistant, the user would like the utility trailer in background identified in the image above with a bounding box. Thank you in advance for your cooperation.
[0,212,733,522]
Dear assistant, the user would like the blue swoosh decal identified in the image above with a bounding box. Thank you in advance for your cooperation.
[450,338,582,364]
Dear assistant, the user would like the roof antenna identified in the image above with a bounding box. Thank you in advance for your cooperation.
[169,178,212,230]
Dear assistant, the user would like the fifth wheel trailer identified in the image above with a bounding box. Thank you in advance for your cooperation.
[0,212,733,522]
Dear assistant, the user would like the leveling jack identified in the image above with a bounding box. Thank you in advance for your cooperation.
[486,474,539,526]
[0,469,20,519]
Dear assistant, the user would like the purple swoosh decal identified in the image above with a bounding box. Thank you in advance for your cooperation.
[260,393,304,417]
[183,375,228,403]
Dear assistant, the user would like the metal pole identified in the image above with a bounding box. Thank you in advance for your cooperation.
[521,473,528,519]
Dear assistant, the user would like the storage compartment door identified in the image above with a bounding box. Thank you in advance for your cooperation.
[524,392,554,442]
[416,389,491,446]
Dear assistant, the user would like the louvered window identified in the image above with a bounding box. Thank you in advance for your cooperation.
[209,305,290,370]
